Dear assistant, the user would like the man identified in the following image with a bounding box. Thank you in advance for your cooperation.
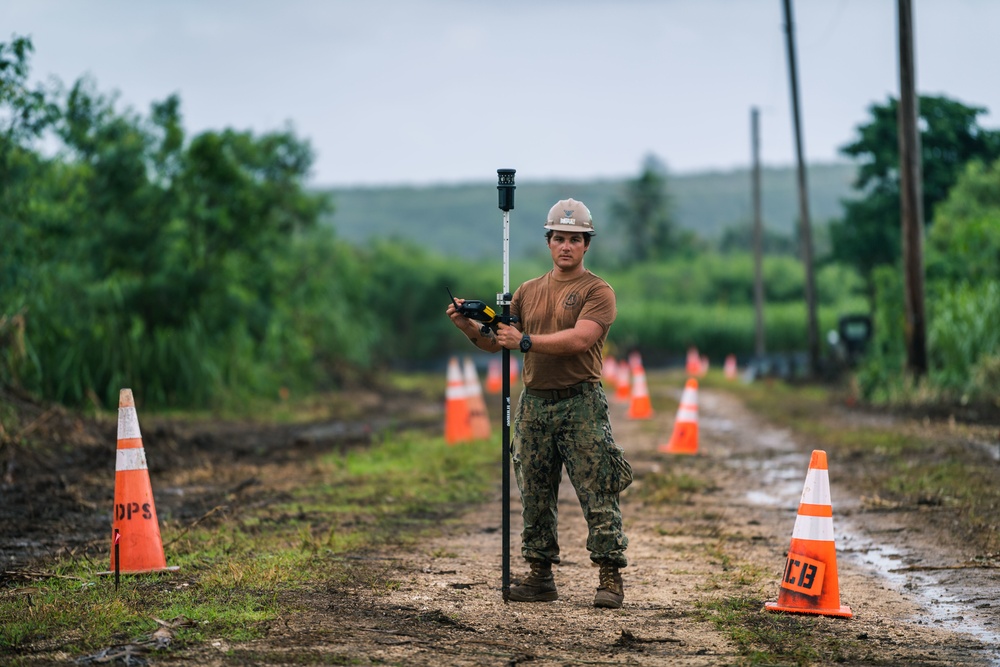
[446,198,632,609]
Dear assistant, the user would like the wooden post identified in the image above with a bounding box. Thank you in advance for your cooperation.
[782,0,821,376]
[896,0,928,376]
[751,107,766,359]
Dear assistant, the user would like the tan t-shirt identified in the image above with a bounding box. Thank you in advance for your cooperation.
[511,269,616,389]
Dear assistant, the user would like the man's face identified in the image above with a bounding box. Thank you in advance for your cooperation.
[548,231,588,270]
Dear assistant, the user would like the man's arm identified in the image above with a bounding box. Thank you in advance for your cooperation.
[446,298,504,353]
[495,319,603,355]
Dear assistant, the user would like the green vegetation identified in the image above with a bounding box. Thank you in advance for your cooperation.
[0,425,499,661]
[323,163,858,263]
[2,34,998,414]
[829,94,1000,298]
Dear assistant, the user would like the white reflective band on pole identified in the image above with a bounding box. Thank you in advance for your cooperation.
[791,515,835,541]
[116,447,148,472]
[118,406,143,439]
[800,469,832,505]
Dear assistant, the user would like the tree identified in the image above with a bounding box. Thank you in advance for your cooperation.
[926,157,1000,285]
[829,95,1000,298]
[610,154,678,262]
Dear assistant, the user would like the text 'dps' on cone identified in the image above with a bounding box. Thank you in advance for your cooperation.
[104,389,177,574]
[463,356,492,440]
[445,357,472,444]
[658,378,698,454]
[626,355,654,420]
[765,450,852,618]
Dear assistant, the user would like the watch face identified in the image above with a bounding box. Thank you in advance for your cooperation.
[520,335,531,352]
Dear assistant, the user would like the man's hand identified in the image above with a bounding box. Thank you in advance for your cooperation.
[448,297,502,351]
[494,322,522,350]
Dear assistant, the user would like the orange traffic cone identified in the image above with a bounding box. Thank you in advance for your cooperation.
[463,357,492,440]
[724,354,738,380]
[485,357,502,394]
[685,347,701,376]
[106,389,177,574]
[614,360,631,403]
[445,357,472,445]
[659,378,699,454]
[603,356,618,383]
[626,354,654,420]
[766,450,852,618]
[509,356,520,386]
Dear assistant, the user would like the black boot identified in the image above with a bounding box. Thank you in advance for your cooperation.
[509,561,558,602]
[593,563,624,609]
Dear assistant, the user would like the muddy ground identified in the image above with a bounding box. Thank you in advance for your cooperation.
[2,375,999,665]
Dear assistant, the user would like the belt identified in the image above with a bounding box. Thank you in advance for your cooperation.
[524,381,598,401]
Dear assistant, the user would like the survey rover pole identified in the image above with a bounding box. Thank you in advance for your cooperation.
[496,168,515,602]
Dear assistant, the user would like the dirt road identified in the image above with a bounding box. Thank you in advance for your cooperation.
[2,378,999,665]
[221,379,1000,666]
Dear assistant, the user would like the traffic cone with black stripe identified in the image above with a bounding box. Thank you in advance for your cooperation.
[659,378,699,454]
[765,450,852,618]
[105,389,177,574]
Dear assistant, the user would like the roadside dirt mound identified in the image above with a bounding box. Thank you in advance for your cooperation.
[0,385,432,573]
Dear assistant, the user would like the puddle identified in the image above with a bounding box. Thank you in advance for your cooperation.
[838,524,1000,653]
[727,448,1000,658]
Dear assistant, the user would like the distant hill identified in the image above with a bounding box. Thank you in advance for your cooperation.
[320,162,858,261]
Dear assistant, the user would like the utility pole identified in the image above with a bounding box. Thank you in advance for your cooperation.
[896,0,928,376]
[781,0,821,376]
[751,107,766,359]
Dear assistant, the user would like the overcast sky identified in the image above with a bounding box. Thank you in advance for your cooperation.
[3,0,997,187]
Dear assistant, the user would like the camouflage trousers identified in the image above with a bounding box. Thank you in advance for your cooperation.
[512,383,632,568]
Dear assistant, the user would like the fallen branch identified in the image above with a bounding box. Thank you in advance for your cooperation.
[163,505,228,548]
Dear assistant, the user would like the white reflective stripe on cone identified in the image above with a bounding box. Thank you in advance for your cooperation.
[117,406,142,439]
[791,515,835,541]
[800,469,832,505]
[676,407,698,421]
[116,447,148,472]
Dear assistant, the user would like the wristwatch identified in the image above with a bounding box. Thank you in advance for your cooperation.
[519,332,532,353]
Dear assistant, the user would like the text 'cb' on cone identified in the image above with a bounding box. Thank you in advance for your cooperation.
[765,449,852,618]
